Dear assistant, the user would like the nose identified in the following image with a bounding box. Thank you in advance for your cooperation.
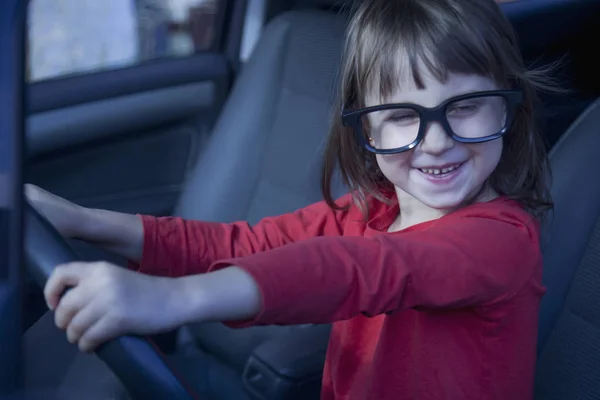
[419,122,454,155]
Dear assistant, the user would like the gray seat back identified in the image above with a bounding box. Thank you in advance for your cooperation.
[176,10,347,224]
[535,98,600,399]
[174,10,347,371]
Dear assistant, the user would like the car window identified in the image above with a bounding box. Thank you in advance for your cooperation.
[27,0,223,82]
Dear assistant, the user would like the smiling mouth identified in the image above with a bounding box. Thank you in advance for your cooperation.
[417,162,465,176]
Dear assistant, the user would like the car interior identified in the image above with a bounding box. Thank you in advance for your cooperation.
[12,0,600,398]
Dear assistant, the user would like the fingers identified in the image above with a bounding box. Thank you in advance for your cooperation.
[24,184,36,200]
[65,301,104,346]
[77,316,118,353]
[45,261,125,353]
[44,262,89,310]
[54,285,91,330]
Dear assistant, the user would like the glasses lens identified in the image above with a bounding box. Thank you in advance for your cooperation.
[361,107,420,150]
[446,95,507,139]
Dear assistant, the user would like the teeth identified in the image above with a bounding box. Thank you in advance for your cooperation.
[419,164,460,175]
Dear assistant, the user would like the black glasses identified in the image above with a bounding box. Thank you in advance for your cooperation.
[342,90,523,154]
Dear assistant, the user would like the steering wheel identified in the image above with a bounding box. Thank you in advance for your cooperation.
[23,201,201,400]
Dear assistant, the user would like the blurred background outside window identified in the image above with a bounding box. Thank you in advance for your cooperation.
[27,0,221,82]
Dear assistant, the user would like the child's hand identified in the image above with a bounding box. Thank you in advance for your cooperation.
[25,184,89,239]
[44,262,187,353]
[26,184,144,262]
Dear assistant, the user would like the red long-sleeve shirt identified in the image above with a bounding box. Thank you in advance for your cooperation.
[133,194,544,400]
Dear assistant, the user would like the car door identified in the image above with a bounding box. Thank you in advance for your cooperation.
[26,0,246,218]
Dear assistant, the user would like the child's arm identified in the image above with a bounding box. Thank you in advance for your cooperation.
[26,184,351,275]
[25,184,145,262]
[80,208,145,261]
[130,196,351,277]
[41,203,543,352]
[175,209,543,326]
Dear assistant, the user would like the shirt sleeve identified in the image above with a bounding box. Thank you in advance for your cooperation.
[130,194,353,277]
[208,211,543,327]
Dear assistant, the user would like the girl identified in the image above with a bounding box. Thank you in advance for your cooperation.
[27,0,553,398]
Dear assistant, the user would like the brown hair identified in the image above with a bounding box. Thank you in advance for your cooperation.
[321,0,555,220]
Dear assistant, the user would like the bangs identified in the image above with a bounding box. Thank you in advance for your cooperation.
[324,0,552,220]
[350,0,512,105]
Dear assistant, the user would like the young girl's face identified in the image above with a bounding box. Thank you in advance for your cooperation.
[365,71,503,211]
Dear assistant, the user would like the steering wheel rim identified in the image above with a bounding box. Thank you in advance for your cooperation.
[23,201,200,400]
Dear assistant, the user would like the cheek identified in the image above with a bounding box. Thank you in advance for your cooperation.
[375,152,413,181]
[470,139,503,175]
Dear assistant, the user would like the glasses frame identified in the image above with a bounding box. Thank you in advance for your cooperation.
[341,89,523,154]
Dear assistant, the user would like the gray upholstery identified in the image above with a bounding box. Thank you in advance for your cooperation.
[176,10,347,224]
[174,9,347,398]
[535,98,600,399]
[537,99,600,350]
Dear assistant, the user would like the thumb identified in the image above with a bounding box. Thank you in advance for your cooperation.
[44,263,88,310]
